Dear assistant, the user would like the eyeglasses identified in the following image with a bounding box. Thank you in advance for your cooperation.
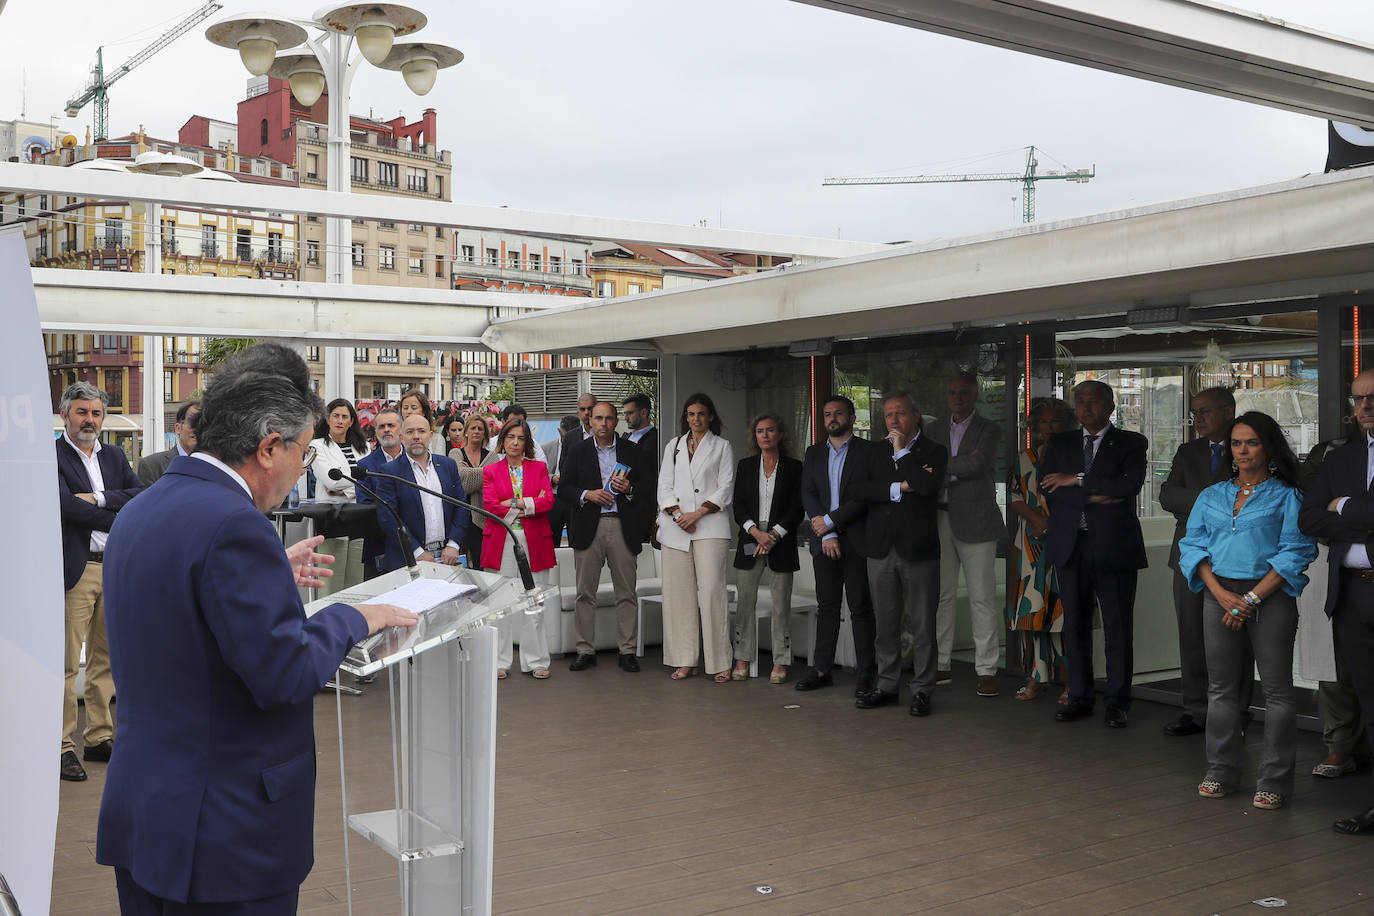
[1352,394,1374,405]
[283,439,316,468]
[1188,407,1219,418]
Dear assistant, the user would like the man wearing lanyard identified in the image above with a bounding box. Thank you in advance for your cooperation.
[798,395,878,696]
[55,382,145,781]
[1300,369,1374,835]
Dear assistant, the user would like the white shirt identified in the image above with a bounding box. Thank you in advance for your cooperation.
[627,424,654,445]
[65,433,109,551]
[407,454,456,556]
[1337,434,1374,568]
[191,452,254,499]
[743,457,787,537]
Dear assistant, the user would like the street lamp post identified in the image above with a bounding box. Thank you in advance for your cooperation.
[207,4,461,401]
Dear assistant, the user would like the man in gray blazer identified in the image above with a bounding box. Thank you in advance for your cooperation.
[925,373,1004,696]
[1158,386,1249,737]
[136,401,199,486]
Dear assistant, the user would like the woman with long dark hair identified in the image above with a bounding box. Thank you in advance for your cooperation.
[1179,410,1317,811]
[657,392,735,682]
[729,413,803,683]
[310,398,370,595]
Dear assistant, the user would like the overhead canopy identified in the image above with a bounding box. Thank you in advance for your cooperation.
[482,165,1374,355]
[791,0,1374,128]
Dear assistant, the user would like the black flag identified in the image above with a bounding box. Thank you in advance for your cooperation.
[1326,121,1374,172]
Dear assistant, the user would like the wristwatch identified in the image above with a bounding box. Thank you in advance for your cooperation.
[1075,472,1085,484]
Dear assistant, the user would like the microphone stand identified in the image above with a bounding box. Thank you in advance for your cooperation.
[354,466,539,593]
[328,468,419,580]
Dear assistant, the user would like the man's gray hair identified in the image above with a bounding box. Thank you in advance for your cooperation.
[194,343,323,466]
[882,388,919,412]
[59,381,108,414]
[374,407,402,424]
[1073,379,1116,406]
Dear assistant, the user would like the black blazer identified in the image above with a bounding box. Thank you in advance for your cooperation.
[857,434,947,562]
[558,435,648,553]
[801,435,876,557]
[1299,435,1374,617]
[57,437,145,590]
[136,447,178,486]
[732,454,803,572]
[1158,436,1231,569]
[1041,425,1149,571]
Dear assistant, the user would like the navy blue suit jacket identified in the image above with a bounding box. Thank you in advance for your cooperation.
[801,435,875,557]
[95,456,369,903]
[857,434,947,562]
[56,436,144,590]
[373,452,470,571]
[355,446,405,566]
[1299,436,1374,617]
[1041,425,1149,571]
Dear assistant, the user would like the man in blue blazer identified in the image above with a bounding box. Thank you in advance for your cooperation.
[1299,368,1374,836]
[374,412,469,572]
[1041,380,1148,729]
[55,381,145,782]
[96,344,416,911]
[355,407,405,579]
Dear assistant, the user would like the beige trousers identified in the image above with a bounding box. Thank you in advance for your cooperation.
[661,538,730,673]
[317,537,366,598]
[64,561,115,753]
[492,529,552,673]
[573,517,639,656]
[731,561,795,666]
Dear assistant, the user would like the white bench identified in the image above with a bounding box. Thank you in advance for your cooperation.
[528,546,662,655]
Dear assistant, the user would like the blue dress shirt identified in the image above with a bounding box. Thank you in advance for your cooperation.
[1178,478,1317,596]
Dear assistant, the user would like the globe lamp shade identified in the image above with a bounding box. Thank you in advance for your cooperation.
[237,37,278,76]
[401,56,438,95]
[289,69,326,107]
[354,22,395,65]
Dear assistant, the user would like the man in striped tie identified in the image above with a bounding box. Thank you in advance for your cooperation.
[1159,387,1243,738]
[1040,380,1149,729]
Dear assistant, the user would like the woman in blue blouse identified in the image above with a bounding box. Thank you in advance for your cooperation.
[1179,411,1317,811]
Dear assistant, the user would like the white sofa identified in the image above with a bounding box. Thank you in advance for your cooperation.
[527,546,663,656]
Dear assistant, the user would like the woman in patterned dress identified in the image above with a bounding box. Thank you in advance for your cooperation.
[1007,398,1070,701]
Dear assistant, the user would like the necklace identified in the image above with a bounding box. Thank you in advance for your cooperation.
[1233,475,1269,496]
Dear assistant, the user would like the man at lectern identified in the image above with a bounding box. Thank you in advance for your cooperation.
[95,343,418,913]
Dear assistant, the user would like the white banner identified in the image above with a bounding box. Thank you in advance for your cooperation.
[0,227,63,914]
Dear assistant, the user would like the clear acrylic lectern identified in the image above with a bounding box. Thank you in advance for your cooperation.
[306,561,547,915]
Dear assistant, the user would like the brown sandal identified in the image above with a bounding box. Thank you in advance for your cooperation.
[670,666,696,680]
[1015,679,1043,701]
[712,671,732,683]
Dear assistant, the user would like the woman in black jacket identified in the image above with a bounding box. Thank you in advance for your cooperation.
[730,413,804,683]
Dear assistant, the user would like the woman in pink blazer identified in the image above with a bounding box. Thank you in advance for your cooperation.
[482,417,557,679]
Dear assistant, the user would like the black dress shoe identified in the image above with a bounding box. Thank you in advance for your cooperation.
[61,751,87,782]
[795,670,833,692]
[618,653,640,673]
[854,675,874,698]
[1055,703,1093,722]
[1333,805,1374,836]
[83,739,114,762]
[1163,713,1203,736]
[855,689,898,709]
[909,692,932,717]
[569,653,597,671]
[1104,706,1129,729]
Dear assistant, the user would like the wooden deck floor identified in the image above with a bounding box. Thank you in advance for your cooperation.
[52,654,1374,915]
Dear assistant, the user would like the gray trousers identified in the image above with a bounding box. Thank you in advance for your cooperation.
[1174,566,1254,722]
[1202,576,1298,795]
[731,562,795,665]
[868,550,938,695]
[573,517,639,656]
[1321,624,1371,759]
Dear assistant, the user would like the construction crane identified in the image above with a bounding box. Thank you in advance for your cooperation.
[65,2,223,141]
[823,145,1094,223]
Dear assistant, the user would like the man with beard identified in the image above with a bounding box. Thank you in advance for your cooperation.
[375,413,469,570]
[796,395,878,696]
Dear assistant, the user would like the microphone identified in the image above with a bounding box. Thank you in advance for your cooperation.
[354,466,538,593]
[328,467,419,578]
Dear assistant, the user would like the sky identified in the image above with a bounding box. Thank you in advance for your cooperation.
[2,0,1374,245]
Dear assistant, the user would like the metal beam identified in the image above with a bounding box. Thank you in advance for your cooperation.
[32,268,556,346]
[791,0,1374,127]
[483,166,1374,355]
[0,162,891,260]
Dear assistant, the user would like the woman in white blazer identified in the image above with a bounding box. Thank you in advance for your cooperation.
[309,398,370,596]
[657,392,736,682]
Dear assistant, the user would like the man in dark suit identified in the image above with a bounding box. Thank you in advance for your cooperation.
[135,400,199,486]
[559,400,648,672]
[55,381,145,782]
[623,394,659,545]
[1299,368,1374,836]
[798,395,877,695]
[355,408,405,579]
[96,343,415,910]
[374,413,470,572]
[1042,380,1148,728]
[1158,386,1245,737]
[546,414,586,548]
[857,391,948,715]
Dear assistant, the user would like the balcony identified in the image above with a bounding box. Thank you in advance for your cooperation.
[96,233,133,250]
[408,354,430,366]
[160,239,178,256]
[447,257,594,292]
[201,244,220,259]
[256,247,295,264]
[61,239,77,253]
